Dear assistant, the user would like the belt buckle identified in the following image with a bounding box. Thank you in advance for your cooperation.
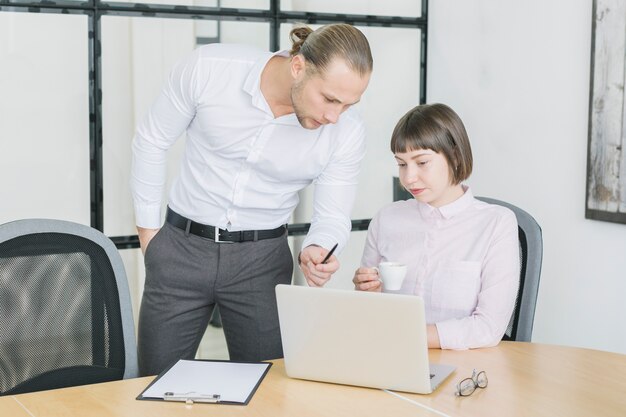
[214,226,234,244]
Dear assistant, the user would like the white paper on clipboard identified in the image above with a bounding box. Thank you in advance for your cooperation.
[140,359,271,404]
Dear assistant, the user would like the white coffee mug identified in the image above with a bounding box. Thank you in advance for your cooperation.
[374,262,407,291]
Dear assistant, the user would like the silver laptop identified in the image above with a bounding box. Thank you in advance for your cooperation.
[275,284,456,394]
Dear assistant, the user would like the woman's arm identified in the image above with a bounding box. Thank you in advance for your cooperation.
[436,210,520,349]
[427,324,441,349]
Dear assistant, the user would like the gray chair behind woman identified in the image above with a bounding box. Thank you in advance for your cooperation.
[476,197,543,342]
[0,219,138,395]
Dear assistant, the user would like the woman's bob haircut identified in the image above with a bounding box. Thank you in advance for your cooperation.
[390,103,473,185]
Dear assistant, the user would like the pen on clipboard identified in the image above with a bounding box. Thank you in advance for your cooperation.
[163,391,221,404]
[320,243,338,264]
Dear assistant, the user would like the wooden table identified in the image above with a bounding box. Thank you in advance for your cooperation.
[1,342,625,417]
[0,364,427,417]
[401,341,626,417]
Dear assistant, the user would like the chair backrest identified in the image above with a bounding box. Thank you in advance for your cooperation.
[476,197,543,342]
[0,219,138,395]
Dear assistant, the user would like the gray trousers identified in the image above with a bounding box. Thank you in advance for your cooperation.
[137,222,293,376]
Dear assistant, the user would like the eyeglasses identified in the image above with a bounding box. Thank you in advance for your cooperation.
[455,369,488,397]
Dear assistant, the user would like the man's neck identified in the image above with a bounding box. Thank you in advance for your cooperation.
[260,55,295,118]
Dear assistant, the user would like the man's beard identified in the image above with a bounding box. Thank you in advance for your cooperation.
[290,78,316,130]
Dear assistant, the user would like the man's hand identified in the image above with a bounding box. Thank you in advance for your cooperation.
[137,226,160,255]
[298,245,339,287]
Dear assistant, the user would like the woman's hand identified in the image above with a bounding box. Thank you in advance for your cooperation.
[352,267,382,292]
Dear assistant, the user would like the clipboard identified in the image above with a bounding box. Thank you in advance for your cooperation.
[136,359,272,405]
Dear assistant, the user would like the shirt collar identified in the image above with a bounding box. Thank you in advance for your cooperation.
[243,49,291,116]
[417,185,473,220]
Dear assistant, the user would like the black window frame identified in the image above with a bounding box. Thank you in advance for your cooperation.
[0,0,428,249]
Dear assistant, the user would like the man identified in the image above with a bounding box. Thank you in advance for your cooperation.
[131,23,373,376]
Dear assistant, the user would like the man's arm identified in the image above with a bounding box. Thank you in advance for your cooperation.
[299,120,366,286]
[137,226,160,255]
[130,48,203,231]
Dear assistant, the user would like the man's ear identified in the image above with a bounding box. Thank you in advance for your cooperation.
[290,54,306,79]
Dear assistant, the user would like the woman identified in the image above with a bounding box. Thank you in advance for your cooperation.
[353,103,519,349]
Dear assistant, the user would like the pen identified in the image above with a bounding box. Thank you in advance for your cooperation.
[163,391,221,404]
[320,243,338,264]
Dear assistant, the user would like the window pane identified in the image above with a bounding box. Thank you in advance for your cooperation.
[353,26,422,219]
[0,12,90,225]
[330,230,368,289]
[111,0,269,9]
[102,16,270,236]
[3,0,85,3]
[281,0,421,18]
[279,24,422,221]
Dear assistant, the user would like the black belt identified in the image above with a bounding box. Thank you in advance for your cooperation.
[166,208,286,243]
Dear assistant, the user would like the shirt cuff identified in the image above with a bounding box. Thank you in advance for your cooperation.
[134,204,163,229]
[301,235,338,253]
[435,321,469,350]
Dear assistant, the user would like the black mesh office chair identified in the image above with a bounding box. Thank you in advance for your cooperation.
[476,197,543,342]
[0,219,138,395]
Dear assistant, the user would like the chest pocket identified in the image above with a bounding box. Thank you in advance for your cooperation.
[255,126,328,184]
[431,261,482,313]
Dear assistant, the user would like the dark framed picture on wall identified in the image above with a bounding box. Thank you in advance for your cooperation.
[586,0,626,224]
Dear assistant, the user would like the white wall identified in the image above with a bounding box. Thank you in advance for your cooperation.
[429,0,626,354]
[0,13,90,225]
[3,0,625,355]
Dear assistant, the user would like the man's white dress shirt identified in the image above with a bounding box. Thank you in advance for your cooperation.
[131,43,366,251]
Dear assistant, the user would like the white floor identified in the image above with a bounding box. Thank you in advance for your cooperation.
[196,324,230,360]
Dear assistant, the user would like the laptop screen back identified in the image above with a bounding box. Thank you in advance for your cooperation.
[275,284,436,394]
